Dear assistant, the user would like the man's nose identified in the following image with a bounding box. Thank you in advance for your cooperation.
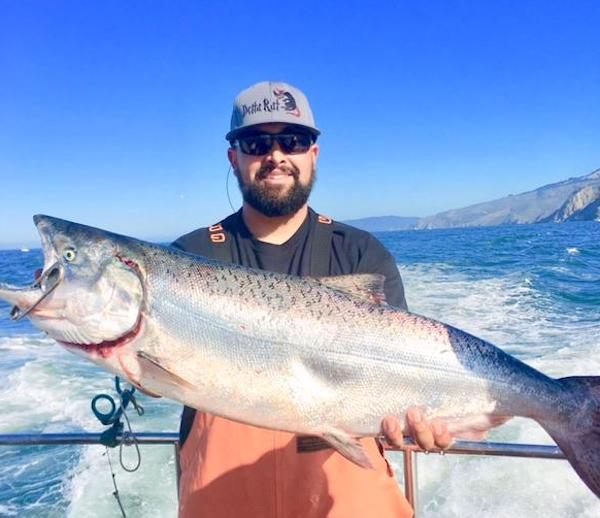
[265,141,287,163]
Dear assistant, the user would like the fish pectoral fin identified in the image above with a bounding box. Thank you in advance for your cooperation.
[322,429,374,469]
[132,384,162,398]
[317,274,387,305]
[136,351,196,391]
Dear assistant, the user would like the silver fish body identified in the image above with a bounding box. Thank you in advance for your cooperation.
[1,215,599,497]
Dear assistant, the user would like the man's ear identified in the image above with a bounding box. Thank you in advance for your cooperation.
[311,143,320,162]
[227,147,239,173]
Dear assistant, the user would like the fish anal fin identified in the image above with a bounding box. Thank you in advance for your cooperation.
[445,414,512,439]
[322,429,374,469]
[318,274,386,305]
[137,351,196,391]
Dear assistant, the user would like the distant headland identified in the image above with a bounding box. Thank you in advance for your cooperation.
[345,168,600,231]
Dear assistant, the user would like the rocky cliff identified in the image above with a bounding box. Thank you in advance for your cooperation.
[543,185,600,222]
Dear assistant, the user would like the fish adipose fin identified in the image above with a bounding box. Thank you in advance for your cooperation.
[136,351,196,391]
[541,376,600,498]
[322,429,374,469]
[318,274,387,305]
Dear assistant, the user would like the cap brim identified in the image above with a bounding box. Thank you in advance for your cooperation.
[226,123,320,142]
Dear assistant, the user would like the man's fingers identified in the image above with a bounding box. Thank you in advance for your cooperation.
[381,409,455,451]
[431,419,453,449]
[406,408,453,451]
[381,416,404,447]
[411,420,436,451]
[406,408,435,451]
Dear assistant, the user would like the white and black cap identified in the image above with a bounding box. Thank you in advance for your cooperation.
[226,81,320,142]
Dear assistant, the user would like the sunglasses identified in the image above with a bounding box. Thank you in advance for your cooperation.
[235,132,315,156]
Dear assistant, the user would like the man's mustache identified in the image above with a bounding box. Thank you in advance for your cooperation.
[257,164,299,180]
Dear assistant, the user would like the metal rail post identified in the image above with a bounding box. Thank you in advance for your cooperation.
[174,440,182,497]
[403,449,418,516]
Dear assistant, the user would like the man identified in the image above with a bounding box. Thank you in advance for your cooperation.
[174,81,452,518]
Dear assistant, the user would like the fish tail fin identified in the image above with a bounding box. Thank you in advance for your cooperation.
[540,375,600,498]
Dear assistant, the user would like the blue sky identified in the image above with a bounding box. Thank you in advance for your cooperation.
[1,1,599,248]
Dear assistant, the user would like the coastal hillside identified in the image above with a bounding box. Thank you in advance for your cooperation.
[416,169,600,229]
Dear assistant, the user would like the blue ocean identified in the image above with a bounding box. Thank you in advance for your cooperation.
[0,222,599,517]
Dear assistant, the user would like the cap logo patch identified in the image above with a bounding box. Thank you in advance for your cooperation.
[273,88,301,117]
[240,89,301,119]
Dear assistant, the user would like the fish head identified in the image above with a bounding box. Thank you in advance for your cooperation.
[1,215,145,362]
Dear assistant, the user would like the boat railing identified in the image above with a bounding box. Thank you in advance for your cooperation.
[0,433,565,517]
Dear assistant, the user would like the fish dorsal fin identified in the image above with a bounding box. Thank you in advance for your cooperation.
[318,274,387,305]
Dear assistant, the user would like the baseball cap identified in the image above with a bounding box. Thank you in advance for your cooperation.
[226,81,320,142]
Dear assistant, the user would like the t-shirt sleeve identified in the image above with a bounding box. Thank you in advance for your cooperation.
[358,236,408,311]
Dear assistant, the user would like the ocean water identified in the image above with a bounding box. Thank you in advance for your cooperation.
[0,221,599,517]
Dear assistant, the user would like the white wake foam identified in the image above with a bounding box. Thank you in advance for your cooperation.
[0,335,181,517]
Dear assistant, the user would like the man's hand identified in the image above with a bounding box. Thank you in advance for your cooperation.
[381,408,453,451]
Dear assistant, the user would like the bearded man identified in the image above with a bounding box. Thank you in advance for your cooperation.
[173,81,452,518]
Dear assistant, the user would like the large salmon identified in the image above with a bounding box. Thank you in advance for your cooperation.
[1,215,599,497]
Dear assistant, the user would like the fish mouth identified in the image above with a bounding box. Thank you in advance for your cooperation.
[10,262,63,321]
[59,315,144,358]
[6,215,66,319]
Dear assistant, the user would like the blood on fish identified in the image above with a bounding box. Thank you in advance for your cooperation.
[116,254,141,273]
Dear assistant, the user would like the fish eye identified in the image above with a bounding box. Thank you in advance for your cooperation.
[63,248,77,262]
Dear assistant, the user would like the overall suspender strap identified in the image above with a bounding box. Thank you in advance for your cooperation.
[297,213,335,454]
[206,223,232,262]
[179,221,233,448]
[310,214,334,277]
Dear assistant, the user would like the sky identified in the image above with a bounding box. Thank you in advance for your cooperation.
[1,1,599,248]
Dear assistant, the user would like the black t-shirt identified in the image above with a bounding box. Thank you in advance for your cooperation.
[172,207,408,446]
[173,207,407,309]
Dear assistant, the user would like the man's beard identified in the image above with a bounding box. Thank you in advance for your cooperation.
[236,163,316,217]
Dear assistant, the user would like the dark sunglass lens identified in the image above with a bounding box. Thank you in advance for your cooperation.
[238,135,272,155]
[278,134,312,153]
[277,135,297,153]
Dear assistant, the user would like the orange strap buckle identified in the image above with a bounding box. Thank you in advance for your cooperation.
[209,223,226,243]
[208,223,224,232]
[210,232,226,243]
